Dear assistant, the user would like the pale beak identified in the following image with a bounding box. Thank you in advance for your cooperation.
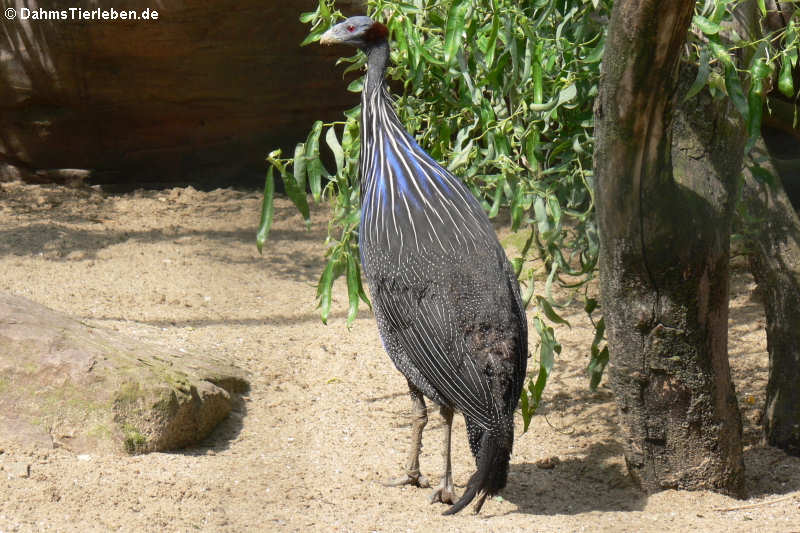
[319,27,338,46]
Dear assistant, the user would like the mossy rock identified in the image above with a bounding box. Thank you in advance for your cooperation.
[0,293,249,454]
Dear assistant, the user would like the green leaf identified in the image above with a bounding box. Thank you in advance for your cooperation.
[750,164,776,187]
[779,59,795,98]
[519,385,532,432]
[750,57,771,86]
[757,0,767,17]
[488,178,504,219]
[345,253,360,327]
[693,15,722,35]
[444,0,469,66]
[511,186,525,231]
[339,53,367,75]
[558,84,577,106]
[587,345,609,390]
[316,258,336,325]
[523,317,558,423]
[789,48,799,69]
[300,23,329,47]
[592,315,606,347]
[537,296,571,327]
[533,196,550,234]
[343,104,361,122]
[547,195,562,224]
[415,28,446,67]
[305,121,325,201]
[525,130,540,170]
[555,6,578,44]
[684,47,710,101]
[485,16,500,68]
[724,66,749,121]
[528,83,576,112]
[447,139,473,171]
[532,41,544,104]
[293,144,307,192]
[584,37,604,64]
[521,37,534,85]
[256,167,275,254]
[710,0,732,24]
[354,258,371,310]
[347,77,364,93]
[326,126,345,174]
[299,11,316,24]
[709,39,733,68]
[514,229,535,279]
[745,88,763,153]
[587,316,607,390]
[269,150,309,223]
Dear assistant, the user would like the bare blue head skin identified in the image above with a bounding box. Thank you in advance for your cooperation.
[320,16,390,94]
[319,15,388,50]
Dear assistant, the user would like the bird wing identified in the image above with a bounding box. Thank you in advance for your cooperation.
[359,93,528,426]
[371,244,527,430]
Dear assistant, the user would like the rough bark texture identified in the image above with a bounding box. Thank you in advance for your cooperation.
[732,0,800,457]
[0,292,250,454]
[0,0,364,188]
[594,0,745,495]
[741,134,800,455]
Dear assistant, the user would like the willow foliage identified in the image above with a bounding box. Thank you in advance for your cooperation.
[258,0,799,428]
[258,0,606,428]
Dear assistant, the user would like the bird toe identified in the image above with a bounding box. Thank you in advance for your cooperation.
[383,472,430,488]
[428,483,457,505]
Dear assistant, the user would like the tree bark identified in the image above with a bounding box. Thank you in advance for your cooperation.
[594,0,745,495]
[740,135,800,455]
[731,0,800,457]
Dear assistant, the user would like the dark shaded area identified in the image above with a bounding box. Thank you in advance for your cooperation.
[740,138,800,456]
[504,442,645,515]
[744,444,800,498]
[595,0,746,496]
[180,392,249,455]
[0,0,364,189]
[762,122,800,211]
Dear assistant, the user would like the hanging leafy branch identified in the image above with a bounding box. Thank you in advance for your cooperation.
[256,0,799,429]
[686,1,799,150]
[257,0,605,428]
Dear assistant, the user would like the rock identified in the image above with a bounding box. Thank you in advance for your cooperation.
[2,461,31,479]
[0,1,365,188]
[0,293,249,454]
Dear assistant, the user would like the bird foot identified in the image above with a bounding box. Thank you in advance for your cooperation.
[383,471,430,488]
[428,480,457,505]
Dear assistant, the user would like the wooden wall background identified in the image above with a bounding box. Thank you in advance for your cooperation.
[0,0,366,188]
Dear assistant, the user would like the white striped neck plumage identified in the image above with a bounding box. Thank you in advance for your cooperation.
[358,37,493,260]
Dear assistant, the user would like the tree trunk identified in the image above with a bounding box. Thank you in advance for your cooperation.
[594,0,745,495]
[740,134,800,455]
[734,0,800,456]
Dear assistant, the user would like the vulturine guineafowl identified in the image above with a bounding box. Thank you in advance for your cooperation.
[320,16,528,515]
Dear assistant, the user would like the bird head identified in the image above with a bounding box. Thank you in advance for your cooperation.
[319,16,388,49]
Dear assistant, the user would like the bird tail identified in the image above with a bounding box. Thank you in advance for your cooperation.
[442,425,512,516]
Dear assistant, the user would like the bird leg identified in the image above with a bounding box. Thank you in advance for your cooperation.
[384,383,430,488]
[428,405,457,505]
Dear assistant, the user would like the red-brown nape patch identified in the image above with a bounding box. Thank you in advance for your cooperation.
[364,22,389,42]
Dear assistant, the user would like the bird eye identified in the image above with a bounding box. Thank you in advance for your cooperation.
[346,25,355,32]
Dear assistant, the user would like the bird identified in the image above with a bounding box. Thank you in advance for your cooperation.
[320,16,528,515]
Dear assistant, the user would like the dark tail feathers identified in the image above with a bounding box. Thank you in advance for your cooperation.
[442,429,511,515]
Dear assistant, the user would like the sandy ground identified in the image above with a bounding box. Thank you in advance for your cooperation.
[0,181,798,533]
